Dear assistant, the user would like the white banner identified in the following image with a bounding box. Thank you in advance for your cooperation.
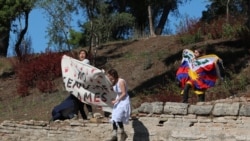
[61,55,116,113]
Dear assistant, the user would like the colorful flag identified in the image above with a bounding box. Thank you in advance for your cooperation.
[176,49,223,90]
[61,55,116,113]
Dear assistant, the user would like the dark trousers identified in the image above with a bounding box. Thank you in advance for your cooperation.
[182,84,205,103]
[182,84,191,103]
[77,103,93,120]
[198,94,205,102]
[85,104,92,113]
[112,121,124,130]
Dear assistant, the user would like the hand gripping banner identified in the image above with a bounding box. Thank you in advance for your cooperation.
[61,55,116,113]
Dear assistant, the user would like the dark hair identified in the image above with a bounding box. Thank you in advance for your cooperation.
[79,49,88,56]
[107,69,119,80]
[195,48,205,55]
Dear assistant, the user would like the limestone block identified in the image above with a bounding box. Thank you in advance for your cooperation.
[188,105,213,115]
[138,102,153,113]
[239,104,250,116]
[151,102,164,114]
[163,102,188,115]
[212,103,240,116]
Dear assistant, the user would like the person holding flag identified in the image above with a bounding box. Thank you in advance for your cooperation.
[176,48,224,103]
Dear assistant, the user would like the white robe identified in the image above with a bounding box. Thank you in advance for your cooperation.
[111,78,131,124]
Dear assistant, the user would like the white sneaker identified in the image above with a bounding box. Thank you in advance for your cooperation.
[71,114,78,120]
[87,112,93,119]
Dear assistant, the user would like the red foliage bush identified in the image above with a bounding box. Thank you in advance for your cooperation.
[15,52,69,96]
[177,15,246,40]
[202,17,226,39]
[176,16,200,35]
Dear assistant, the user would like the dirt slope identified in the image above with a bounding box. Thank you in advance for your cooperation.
[0,36,250,122]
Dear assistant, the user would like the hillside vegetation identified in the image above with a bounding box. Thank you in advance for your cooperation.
[0,36,250,122]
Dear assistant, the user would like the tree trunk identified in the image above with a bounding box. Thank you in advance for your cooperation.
[148,5,156,37]
[15,10,30,61]
[246,0,250,29]
[155,4,171,35]
[0,24,11,57]
[226,0,230,23]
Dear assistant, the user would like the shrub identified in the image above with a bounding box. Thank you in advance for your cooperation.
[177,14,247,42]
[15,52,67,96]
[237,26,250,46]
[176,16,204,45]
[0,57,14,77]
[179,29,203,45]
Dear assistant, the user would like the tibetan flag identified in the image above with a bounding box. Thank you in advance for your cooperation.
[176,49,223,90]
[61,55,116,113]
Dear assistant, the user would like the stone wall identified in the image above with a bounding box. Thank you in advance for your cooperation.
[1,97,250,141]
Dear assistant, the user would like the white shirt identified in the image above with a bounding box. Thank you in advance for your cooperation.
[81,59,90,64]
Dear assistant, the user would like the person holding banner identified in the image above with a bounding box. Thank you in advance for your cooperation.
[106,69,130,141]
[78,49,93,119]
[176,48,224,103]
[79,49,90,64]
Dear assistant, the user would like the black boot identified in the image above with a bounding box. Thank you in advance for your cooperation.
[182,84,191,103]
[198,94,205,102]
[120,131,128,141]
[106,136,117,141]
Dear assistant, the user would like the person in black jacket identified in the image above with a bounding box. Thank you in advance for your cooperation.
[51,94,87,121]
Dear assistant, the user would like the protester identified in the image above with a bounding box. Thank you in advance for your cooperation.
[106,69,130,141]
[78,49,90,64]
[176,48,224,103]
[51,94,88,121]
[183,49,205,103]
[78,49,93,119]
[51,49,94,121]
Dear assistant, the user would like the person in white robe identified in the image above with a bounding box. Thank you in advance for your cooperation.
[106,69,130,141]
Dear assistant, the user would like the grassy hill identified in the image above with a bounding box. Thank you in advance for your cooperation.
[0,35,250,122]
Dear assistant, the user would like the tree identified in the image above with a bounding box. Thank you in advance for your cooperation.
[14,9,31,61]
[148,5,156,37]
[246,0,250,29]
[201,0,247,23]
[78,0,189,38]
[226,0,230,22]
[79,1,135,42]
[68,29,86,48]
[126,0,189,35]
[38,0,77,52]
[0,0,35,58]
[154,1,174,35]
[41,0,189,48]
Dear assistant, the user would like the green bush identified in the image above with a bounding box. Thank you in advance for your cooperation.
[179,30,203,45]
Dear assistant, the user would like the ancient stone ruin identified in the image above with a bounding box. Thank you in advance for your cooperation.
[1,96,250,141]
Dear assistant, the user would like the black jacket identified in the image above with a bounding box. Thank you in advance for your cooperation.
[51,94,87,120]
